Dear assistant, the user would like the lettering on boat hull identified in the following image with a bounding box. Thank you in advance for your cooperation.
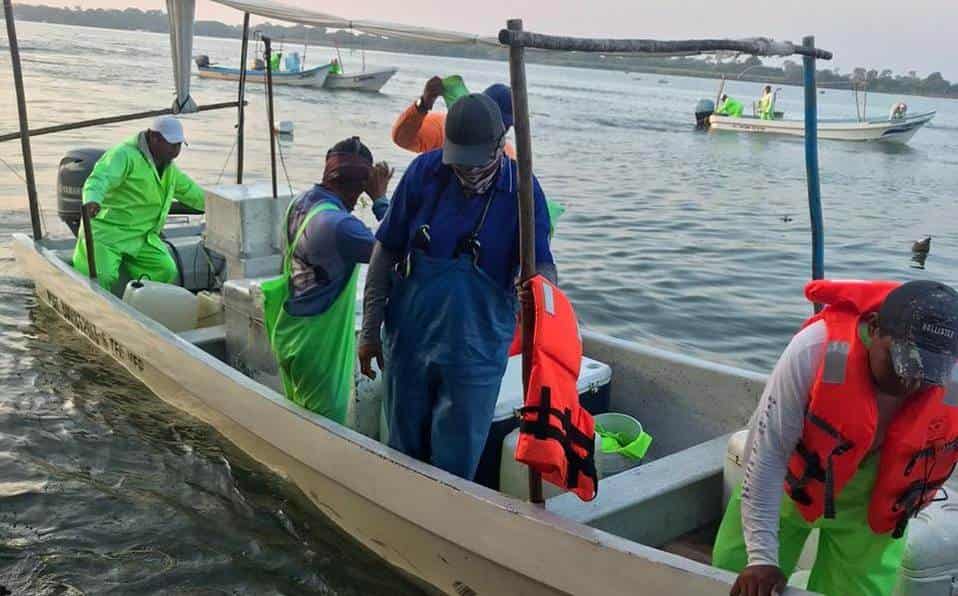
[40,288,145,373]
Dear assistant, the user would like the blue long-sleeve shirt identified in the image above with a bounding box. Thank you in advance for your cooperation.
[375,150,553,292]
[285,184,387,316]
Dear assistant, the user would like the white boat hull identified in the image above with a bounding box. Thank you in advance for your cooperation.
[708,111,935,144]
[13,234,749,596]
[324,68,398,92]
[197,64,331,88]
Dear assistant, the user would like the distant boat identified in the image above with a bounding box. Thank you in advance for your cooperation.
[324,67,399,92]
[196,61,331,88]
[194,56,397,92]
[706,110,935,143]
[658,78,669,84]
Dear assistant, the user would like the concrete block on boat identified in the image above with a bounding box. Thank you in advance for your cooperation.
[223,278,279,386]
[204,182,294,260]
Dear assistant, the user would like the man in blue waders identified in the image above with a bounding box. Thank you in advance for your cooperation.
[264,137,393,424]
[358,93,557,480]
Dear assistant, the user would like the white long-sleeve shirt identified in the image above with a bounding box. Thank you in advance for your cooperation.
[740,321,828,567]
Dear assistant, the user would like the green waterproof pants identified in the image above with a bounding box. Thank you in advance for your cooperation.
[713,457,907,596]
[73,230,177,293]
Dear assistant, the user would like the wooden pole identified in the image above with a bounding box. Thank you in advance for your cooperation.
[0,101,242,144]
[263,36,278,199]
[236,12,250,184]
[802,35,825,313]
[506,18,544,505]
[497,29,832,59]
[4,0,43,240]
[80,205,97,281]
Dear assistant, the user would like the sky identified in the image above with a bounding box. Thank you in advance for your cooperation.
[33,0,958,79]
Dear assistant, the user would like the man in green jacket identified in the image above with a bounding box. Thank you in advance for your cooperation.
[716,94,745,117]
[73,116,205,293]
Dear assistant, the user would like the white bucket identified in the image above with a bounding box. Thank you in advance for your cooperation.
[594,412,648,478]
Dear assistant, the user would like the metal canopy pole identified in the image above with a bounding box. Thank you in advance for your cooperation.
[505,18,544,505]
[263,36,278,199]
[4,0,43,240]
[236,12,250,184]
[802,35,825,311]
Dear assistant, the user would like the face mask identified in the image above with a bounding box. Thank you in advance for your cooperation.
[452,146,504,197]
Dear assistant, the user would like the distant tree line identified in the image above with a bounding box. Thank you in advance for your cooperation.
[9,3,958,99]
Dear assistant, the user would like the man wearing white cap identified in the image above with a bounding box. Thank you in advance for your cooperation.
[73,116,205,292]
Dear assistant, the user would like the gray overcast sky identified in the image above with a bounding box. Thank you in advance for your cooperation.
[35,0,958,79]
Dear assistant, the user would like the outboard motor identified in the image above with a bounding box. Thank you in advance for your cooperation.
[694,99,715,129]
[194,54,210,68]
[57,148,105,237]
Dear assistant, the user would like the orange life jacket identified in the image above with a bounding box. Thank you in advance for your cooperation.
[515,275,598,501]
[785,279,958,537]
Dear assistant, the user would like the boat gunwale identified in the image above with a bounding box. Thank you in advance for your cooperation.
[13,232,771,595]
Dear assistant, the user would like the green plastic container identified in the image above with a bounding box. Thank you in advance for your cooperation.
[441,75,470,108]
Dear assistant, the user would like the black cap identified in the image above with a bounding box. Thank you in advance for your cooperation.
[442,93,505,167]
[879,280,958,386]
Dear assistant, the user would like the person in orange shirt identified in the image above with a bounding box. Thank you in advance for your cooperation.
[392,77,565,236]
[392,76,517,159]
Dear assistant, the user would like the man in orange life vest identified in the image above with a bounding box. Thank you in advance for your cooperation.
[713,280,958,596]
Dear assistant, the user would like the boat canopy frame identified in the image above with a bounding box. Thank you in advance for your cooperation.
[498,20,832,500]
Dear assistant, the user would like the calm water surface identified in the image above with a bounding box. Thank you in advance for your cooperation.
[1,21,957,593]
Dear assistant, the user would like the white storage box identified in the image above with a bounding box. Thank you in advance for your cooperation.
[204,182,294,260]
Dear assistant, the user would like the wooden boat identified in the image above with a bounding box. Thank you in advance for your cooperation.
[707,110,936,144]
[324,67,399,92]
[196,63,331,88]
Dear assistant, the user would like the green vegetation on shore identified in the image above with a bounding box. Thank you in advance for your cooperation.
[10,3,958,99]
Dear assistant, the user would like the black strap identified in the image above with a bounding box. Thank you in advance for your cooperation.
[518,387,598,492]
[891,466,957,538]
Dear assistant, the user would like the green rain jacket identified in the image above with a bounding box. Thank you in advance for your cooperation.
[81,133,205,255]
[717,98,744,117]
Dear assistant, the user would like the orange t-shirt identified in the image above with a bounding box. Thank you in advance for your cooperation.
[391,102,516,158]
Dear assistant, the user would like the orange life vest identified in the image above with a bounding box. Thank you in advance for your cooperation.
[785,279,958,537]
[515,275,598,501]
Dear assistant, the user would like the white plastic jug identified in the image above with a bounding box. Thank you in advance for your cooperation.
[122,278,198,332]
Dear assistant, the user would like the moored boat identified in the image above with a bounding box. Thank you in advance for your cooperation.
[324,67,399,92]
[196,61,331,87]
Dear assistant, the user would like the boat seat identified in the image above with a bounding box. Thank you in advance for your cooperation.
[548,433,730,548]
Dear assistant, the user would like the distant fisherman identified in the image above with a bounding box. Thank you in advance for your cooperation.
[264,137,392,424]
[713,280,958,596]
[392,75,564,236]
[716,94,744,117]
[757,85,774,120]
[73,116,205,293]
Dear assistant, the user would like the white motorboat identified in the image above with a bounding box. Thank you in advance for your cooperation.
[324,67,399,92]
[707,110,936,144]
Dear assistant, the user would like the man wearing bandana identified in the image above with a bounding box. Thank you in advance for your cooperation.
[268,137,392,423]
[359,93,556,480]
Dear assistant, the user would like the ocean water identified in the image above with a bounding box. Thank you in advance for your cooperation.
[1,21,957,593]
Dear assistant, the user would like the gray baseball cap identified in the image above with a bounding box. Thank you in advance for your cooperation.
[442,93,505,167]
[879,280,958,386]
